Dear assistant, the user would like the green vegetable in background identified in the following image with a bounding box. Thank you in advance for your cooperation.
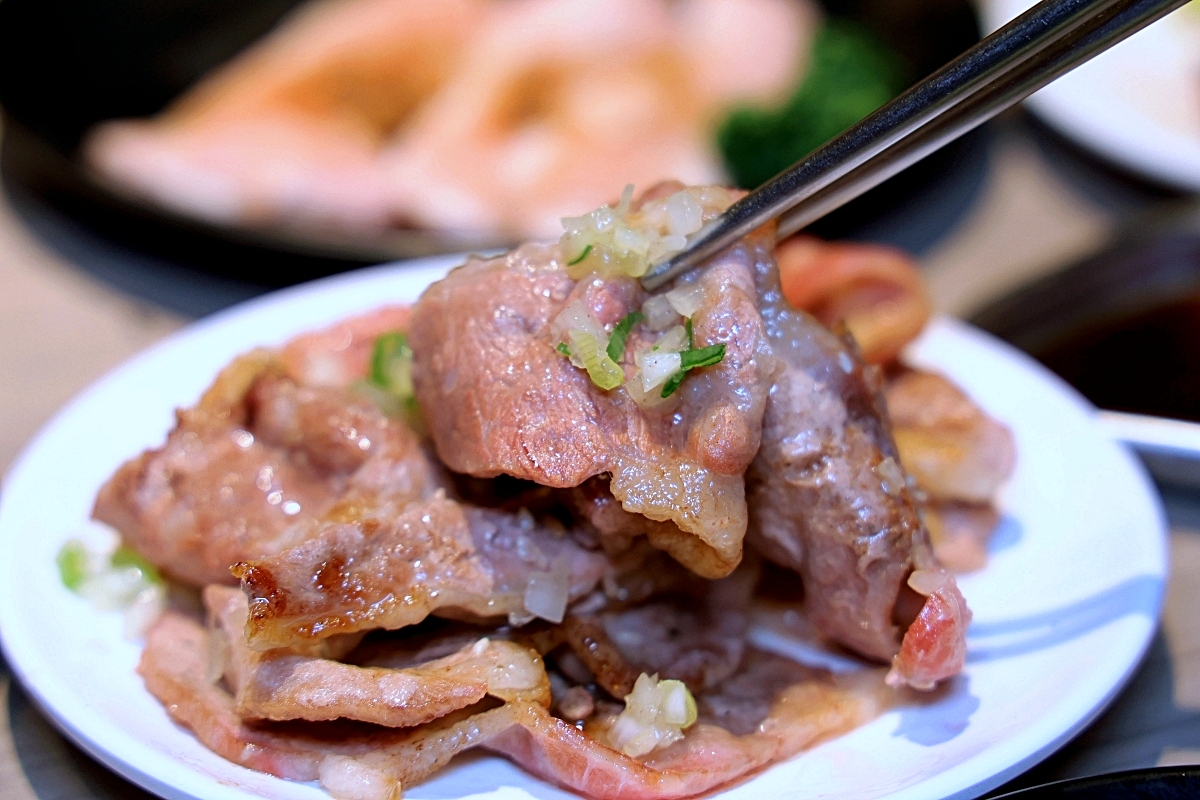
[717,19,908,190]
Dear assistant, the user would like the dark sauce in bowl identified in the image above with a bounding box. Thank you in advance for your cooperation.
[971,208,1200,422]
[1037,295,1200,422]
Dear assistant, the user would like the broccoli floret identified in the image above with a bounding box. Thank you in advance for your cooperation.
[717,19,908,189]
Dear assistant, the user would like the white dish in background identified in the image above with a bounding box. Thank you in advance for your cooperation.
[983,0,1200,191]
[0,256,1168,800]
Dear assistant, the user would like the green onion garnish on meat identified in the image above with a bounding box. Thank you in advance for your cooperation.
[370,331,414,397]
[680,343,725,370]
[607,312,644,362]
[661,343,726,398]
[557,342,571,356]
[567,244,593,267]
[360,331,424,430]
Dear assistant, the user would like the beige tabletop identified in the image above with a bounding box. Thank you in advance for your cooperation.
[0,114,1196,798]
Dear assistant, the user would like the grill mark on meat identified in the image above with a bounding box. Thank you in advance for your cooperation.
[146,551,888,800]
[235,493,608,649]
[409,238,772,578]
[746,256,971,687]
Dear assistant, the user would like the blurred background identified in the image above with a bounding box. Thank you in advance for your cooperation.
[0,0,1199,797]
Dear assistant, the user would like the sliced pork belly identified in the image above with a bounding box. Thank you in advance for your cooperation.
[139,611,550,800]
[921,501,1001,573]
[409,236,773,578]
[746,265,971,689]
[87,0,486,230]
[235,493,608,649]
[886,368,1015,505]
[206,586,492,726]
[93,353,441,586]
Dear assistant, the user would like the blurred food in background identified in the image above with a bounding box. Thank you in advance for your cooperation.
[84,0,914,240]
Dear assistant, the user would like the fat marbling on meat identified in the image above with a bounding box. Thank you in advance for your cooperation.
[409,235,773,578]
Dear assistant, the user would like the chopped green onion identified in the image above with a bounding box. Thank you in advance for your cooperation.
[685,317,694,350]
[111,545,162,585]
[680,343,725,370]
[556,342,572,357]
[607,312,644,362]
[57,540,88,591]
[566,244,593,267]
[661,343,727,398]
[569,329,625,391]
[660,371,687,399]
[370,332,414,396]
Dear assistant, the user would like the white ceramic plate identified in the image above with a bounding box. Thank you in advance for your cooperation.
[983,0,1200,191]
[0,257,1168,800]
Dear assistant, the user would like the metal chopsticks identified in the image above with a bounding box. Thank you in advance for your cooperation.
[640,0,1191,292]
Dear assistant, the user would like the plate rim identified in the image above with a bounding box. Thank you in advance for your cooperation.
[981,0,1200,192]
[0,256,1170,800]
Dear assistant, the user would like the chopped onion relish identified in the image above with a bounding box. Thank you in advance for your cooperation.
[605,673,698,757]
[554,305,643,391]
[560,185,735,280]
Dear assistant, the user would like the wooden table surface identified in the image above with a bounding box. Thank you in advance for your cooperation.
[0,114,1195,799]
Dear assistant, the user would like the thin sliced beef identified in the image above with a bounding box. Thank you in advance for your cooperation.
[887,570,971,690]
[409,236,773,578]
[235,493,608,649]
[746,261,971,689]
[139,611,549,800]
[93,352,441,586]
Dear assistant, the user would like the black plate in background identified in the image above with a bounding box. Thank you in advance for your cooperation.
[991,766,1200,799]
[0,0,985,288]
[971,199,1200,424]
